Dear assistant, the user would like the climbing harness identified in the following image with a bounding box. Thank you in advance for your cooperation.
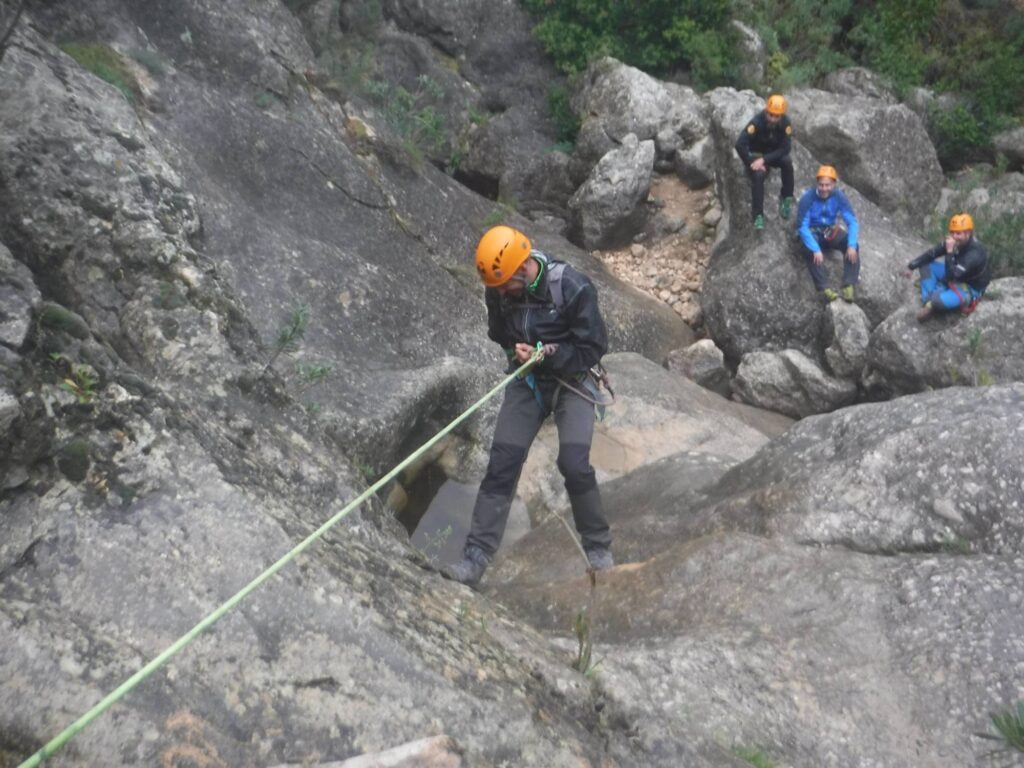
[17,348,551,768]
[554,364,616,420]
[813,221,846,243]
[949,281,981,315]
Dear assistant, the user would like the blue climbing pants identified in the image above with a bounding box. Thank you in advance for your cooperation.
[918,260,984,310]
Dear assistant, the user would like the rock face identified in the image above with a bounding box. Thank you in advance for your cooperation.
[0,5,694,767]
[567,134,655,249]
[787,88,944,226]
[1,3,1022,768]
[866,277,1024,395]
[491,384,1024,768]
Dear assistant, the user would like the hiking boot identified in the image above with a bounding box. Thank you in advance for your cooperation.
[443,545,490,587]
[916,302,934,323]
[841,285,855,303]
[585,547,614,571]
[753,214,765,230]
[779,196,794,220]
[822,287,839,302]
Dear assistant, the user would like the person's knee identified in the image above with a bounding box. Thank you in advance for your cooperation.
[557,444,597,494]
[480,441,528,496]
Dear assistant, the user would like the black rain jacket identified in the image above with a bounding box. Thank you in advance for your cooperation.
[735,111,793,165]
[484,252,608,379]
[908,236,991,292]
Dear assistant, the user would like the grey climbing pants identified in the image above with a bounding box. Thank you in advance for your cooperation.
[465,376,611,557]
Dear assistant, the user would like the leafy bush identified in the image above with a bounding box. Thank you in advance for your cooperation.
[928,103,992,168]
[847,0,939,93]
[979,210,1024,277]
[364,75,448,163]
[519,0,738,89]
[740,0,855,88]
[546,85,579,147]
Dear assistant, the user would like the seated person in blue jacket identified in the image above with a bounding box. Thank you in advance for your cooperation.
[796,165,860,302]
[904,213,991,322]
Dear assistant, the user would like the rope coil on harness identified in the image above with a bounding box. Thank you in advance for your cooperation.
[18,348,549,768]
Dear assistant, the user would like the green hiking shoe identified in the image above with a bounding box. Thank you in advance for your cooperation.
[753,214,765,230]
[779,196,794,220]
[822,287,839,302]
[841,285,855,302]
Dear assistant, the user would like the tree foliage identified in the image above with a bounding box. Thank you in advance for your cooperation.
[519,0,738,89]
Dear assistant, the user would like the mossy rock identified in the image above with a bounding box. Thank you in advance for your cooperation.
[57,440,91,482]
[59,42,140,103]
[39,303,91,339]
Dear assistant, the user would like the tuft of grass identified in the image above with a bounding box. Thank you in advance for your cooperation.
[976,700,1024,757]
[59,42,139,103]
[363,75,448,164]
[571,608,602,677]
[261,303,309,379]
[731,745,777,768]
[418,524,453,565]
[939,533,972,555]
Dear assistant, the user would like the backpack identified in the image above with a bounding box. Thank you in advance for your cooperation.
[544,261,615,416]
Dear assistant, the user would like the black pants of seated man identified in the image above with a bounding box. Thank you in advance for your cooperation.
[464,376,611,558]
[747,154,794,218]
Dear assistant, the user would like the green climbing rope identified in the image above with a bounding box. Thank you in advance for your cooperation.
[18,348,546,767]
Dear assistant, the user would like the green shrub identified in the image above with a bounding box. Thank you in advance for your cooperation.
[928,103,992,168]
[743,0,855,88]
[364,75,448,161]
[520,0,738,89]
[978,210,1024,278]
[546,85,579,147]
[848,0,939,93]
[59,42,139,103]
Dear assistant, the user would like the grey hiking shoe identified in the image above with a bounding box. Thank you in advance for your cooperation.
[585,547,614,571]
[443,545,491,587]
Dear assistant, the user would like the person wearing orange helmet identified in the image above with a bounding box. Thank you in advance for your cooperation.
[735,93,795,230]
[444,225,612,587]
[795,165,860,302]
[904,213,990,322]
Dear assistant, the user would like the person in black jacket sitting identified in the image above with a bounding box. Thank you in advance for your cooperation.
[905,213,991,322]
[444,225,613,587]
[735,93,795,230]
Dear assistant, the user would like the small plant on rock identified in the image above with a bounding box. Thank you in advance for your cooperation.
[965,328,993,387]
[571,607,602,677]
[51,353,99,404]
[59,42,140,103]
[731,744,776,768]
[261,303,309,378]
[976,700,1024,758]
[259,304,333,407]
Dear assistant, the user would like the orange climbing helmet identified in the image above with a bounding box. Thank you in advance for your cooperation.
[475,225,531,287]
[766,94,787,116]
[816,165,838,182]
[948,213,974,232]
